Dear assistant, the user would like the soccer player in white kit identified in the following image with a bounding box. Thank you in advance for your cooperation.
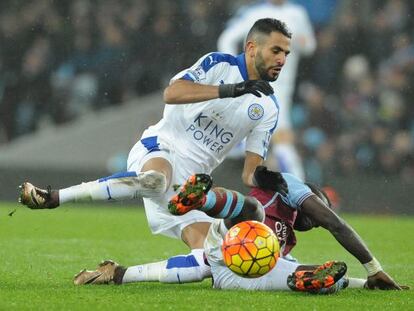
[19,18,291,283]
[218,0,316,180]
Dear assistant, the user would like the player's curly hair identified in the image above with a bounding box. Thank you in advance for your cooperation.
[246,18,292,41]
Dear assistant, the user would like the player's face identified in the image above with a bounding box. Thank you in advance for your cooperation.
[254,32,290,81]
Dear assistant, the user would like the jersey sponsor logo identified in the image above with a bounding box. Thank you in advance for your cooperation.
[248,103,264,120]
[274,220,288,254]
[189,65,206,82]
[185,112,234,153]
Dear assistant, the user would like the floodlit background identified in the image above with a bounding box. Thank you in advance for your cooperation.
[0,0,413,213]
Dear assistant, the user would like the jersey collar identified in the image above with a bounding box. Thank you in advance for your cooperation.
[236,53,248,81]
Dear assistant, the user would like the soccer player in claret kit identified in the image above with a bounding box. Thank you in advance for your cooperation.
[19,18,291,282]
[73,171,406,292]
[173,172,405,291]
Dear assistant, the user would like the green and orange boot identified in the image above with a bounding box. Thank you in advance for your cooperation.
[168,174,212,215]
[287,261,347,292]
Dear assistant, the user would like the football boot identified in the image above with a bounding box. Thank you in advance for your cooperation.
[73,260,125,285]
[168,174,212,215]
[287,261,347,292]
[18,182,59,209]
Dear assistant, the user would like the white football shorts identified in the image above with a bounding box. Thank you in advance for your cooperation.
[127,136,214,239]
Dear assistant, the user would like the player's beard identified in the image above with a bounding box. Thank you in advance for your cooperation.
[255,51,278,82]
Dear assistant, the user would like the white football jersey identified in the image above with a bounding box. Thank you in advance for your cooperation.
[141,52,280,174]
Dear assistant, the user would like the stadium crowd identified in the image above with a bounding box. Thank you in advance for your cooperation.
[0,0,413,183]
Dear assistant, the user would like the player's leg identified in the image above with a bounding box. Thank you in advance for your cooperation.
[347,277,367,288]
[73,200,213,285]
[19,139,172,209]
[169,174,264,228]
[206,220,348,293]
[19,161,169,209]
[74,248,211,285]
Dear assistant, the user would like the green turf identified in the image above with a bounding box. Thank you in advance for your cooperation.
[0,202,412,310]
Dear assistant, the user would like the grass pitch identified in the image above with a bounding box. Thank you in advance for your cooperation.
[0,202,412,310]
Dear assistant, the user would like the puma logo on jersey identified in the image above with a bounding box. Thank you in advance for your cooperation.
[208,55,218,66]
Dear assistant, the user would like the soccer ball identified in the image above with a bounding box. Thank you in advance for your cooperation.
[222,220,280,278]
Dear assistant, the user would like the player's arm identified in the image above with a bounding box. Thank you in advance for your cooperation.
[242,153,288,197]
[241,151,264,187]
[300,196,402,290]
[164,79,273,105]
[163,79,219,104]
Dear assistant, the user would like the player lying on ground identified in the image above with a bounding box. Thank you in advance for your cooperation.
[74,174,348,293]
[18,18,291,281]
[74,170,405,290]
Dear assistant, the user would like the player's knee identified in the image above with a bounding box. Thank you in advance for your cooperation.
[241,196,264,222]
[128,170,168,197]
[141,170,167,194]
[181,223,210,249]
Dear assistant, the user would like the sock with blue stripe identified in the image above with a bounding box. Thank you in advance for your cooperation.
[122,249,210,284]
[59,170,166,204]
[200,187,245,219]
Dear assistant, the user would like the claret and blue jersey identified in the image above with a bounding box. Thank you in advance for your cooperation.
[250,173,314,256]
[141,52,280,173]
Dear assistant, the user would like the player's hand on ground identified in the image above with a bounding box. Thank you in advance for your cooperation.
[365,271,404,290]
[253,166,288,196]
[219,80,273,98]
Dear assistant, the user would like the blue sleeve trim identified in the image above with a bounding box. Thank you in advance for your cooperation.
[181,73,195,81]
[200,52,239,73]
[269,94,280,134]
[99,171,138,183]
[140,136,161,153]
[235,53,248,81]
[297,193,314,206]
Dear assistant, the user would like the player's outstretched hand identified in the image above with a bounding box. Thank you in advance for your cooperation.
[253,166,288,196]
[219,80,273,98]
[365,271,408,290]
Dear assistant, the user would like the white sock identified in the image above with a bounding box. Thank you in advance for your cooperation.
[272,143,305,180]
[122,260,167,283]
[122,249,211,284]
[348,277,366,288]
[59,170,166,204]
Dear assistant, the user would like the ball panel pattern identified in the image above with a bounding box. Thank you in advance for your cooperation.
[222,220,280,278]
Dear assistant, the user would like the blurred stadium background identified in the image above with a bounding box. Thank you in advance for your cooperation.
[0,0,413,214]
